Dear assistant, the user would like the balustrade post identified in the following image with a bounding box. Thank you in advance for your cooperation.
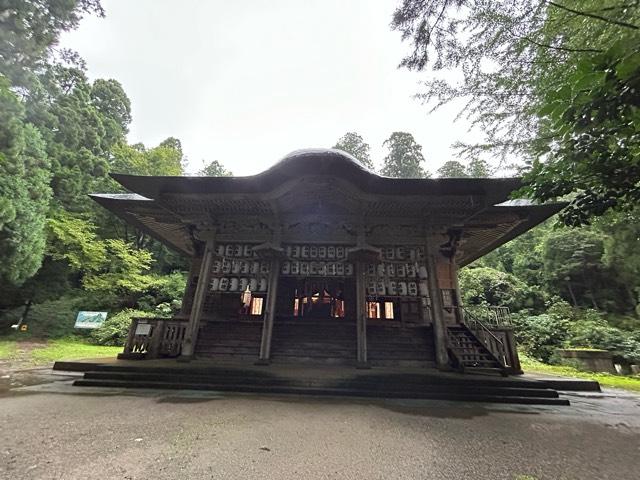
[147,320,165,359]
[122,318,139,354]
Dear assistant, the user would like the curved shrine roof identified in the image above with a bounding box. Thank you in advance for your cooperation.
[91,148,564,264]
[110,148,522,200]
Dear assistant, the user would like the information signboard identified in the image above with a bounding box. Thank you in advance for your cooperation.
[74,311,108,329]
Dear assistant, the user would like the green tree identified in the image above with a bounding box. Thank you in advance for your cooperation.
[198,159,233,177]
[0,0,104,87]
[594,210,640,312]
[466,158,491,178]
[392,0,640,224]
[0,78,52,286]
[540,229,622,310]
[437,160,467,178]
[459,266,539,311]
[438,158,492,178]
[380,132,429,178]
[333,132,375,170]
[25,63,131,210]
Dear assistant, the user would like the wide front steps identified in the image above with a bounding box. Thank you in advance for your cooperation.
[447,325,505,374]
[195,321,262,361]
[69,364,571,405]
[270,320,357,365]
[367,325,435,367]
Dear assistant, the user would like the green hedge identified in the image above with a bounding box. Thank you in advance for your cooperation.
[90,309,154,346]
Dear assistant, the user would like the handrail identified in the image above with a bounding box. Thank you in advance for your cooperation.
[461,305,512,327]
[458,307,510,368]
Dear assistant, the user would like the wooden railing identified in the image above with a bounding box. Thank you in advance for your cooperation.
[461,305,512,327]
[120,317,188,359]
[456,307,510,369]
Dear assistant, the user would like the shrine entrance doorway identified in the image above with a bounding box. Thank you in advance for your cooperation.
[275,277,356,322]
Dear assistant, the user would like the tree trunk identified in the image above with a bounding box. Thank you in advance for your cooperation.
[566,280,578,307]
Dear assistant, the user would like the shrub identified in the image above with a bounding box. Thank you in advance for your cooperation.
[0,293,86,338]
[459,266,543,311]
[567,310,640,363]
[136,271,186,313]
[512,312,570,363]
[90,309,154,346]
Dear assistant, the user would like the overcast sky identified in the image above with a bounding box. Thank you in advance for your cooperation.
[60,0,475,176]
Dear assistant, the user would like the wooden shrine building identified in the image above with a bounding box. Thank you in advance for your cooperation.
[92,149,562,374]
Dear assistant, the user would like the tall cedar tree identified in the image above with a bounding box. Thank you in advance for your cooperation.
[380,132,429,178]
[333,132,375,170]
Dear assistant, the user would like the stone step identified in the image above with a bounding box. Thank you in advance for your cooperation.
[73,378,569,405]
[66,363,598,391]
[80,371,560,398]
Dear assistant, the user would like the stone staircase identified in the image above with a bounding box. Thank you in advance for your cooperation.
[64,362,581,405]
[447,325,506,375]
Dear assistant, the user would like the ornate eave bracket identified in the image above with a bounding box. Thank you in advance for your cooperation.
[439,228,463,259]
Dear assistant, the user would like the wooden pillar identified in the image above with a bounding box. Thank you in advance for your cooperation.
[258,257,281,364]
[425,240,450,369]
[355,261,368,367]
[179,257,201,318]
[180,237,215,360]
[451,259,465,323]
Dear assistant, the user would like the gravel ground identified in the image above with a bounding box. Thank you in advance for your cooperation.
[1,370,639,480]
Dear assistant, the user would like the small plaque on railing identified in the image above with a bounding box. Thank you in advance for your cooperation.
[135,323,151,335]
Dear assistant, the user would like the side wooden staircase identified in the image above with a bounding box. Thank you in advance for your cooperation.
[447,325,507,375]
[447,306,515,376]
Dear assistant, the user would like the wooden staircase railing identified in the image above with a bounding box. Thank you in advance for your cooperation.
[452,307,511,373]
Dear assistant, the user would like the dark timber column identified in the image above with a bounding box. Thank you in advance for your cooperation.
[425,237,450,369]
[180,235,216,360]
[355,261,368,367]
[258,257,281,364]
[451,259,464,323]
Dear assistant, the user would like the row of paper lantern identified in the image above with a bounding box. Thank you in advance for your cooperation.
[281,261,354,276]
[212,259,270,275]
[216,244,256,258]
[380,247,425,261]
[209,277,268,292]
[285,245,348,259]
[366,280,429,297]
[365,263,428,279]
[214,243,427,262]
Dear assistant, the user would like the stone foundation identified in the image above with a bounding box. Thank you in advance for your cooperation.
[558,349,615,374]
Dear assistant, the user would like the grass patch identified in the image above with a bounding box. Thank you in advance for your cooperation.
[521,355,640,392]
[0,337,121,366]
[29,338,121,364]
[0,339,18,359]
